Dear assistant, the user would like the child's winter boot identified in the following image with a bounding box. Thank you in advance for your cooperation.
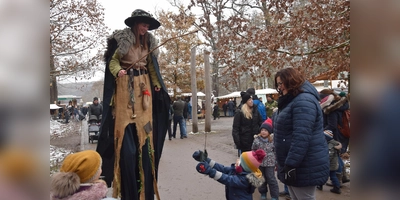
[330,186,341,194]
[316,185,323,190]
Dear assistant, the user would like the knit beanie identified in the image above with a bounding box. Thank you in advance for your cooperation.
[93,97,98,101]
[60,150,102,183]
[259,118,273,133]
[246,88,256,95]
[240,149,266,173]
[241,91,252,104]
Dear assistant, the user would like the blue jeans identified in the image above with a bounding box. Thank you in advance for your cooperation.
[284,184,289,194]
[228,109,233,117]
[173,115,186,137]
[330,170,340,187]
[167,119,172,139]
[337,155,344,173]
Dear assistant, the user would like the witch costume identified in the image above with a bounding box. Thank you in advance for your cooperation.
[96,9,170,200]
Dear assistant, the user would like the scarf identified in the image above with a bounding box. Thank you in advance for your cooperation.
[259,136,270,143]
[278,93,295,112]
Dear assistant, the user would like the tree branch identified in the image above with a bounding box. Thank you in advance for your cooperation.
[269,40,350,56]
[53,41,97,57]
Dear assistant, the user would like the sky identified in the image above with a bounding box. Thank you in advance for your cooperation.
[99,0,181,33]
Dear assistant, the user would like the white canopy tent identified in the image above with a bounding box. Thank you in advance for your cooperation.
[312,80,348,93]
[181,92,206,97]
[215,91,242,100]
[216,88,278,100]
[50,104,62,110]
[255,88,278,95]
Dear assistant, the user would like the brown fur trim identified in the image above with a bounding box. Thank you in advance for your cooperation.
[323,97,347,114]
[51,172,80,199]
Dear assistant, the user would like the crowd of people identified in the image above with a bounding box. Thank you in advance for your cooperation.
[50,8,350,200]
[53,97,103,124]
[197,67,350,200]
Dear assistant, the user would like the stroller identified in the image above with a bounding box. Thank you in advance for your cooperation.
[88,115,101,143]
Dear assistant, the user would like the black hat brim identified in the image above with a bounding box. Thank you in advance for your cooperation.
[124,16,160,30]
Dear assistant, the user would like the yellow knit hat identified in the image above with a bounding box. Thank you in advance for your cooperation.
[60,150,101,183]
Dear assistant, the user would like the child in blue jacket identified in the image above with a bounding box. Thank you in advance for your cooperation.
[193,149,266,200]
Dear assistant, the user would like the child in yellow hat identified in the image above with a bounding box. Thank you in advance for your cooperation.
[50,150,110,200]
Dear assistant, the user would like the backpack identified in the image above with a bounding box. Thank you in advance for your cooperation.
[337,109,350,138]
[253,100,267,121]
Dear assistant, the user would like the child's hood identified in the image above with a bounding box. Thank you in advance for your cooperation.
[51,172,107,200]
[246,172,265,188]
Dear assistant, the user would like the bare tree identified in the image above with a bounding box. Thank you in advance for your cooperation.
[189,0,350,92]
[50,0,108,103]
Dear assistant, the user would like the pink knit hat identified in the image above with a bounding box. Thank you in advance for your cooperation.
[240,149,266,173]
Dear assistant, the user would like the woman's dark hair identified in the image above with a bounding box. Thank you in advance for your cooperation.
[274,68,305,97]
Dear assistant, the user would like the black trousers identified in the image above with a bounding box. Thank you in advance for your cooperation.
[120,124,154,200]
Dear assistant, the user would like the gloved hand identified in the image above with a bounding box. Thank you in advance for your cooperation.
[196,162,216,178]
[284,165,296,185]
[192,150,210,162]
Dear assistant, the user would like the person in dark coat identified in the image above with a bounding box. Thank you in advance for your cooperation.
[95,9,170,200]
[319,89,351,185]
[212,102,219,120]
[227,99,235,117]
[246,88,267,121]
[319,90,350,154]
[222,101,228,116]
[167,102,173,140]
[88,97,103,121]
[172,95,187,139]
[273,68,329,200]
[232,91,263,154]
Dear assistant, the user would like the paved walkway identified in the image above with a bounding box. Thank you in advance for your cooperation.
[83,116,350,199]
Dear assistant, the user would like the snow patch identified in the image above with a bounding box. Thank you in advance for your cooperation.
[50,119,77,139]
[50,145,73,175]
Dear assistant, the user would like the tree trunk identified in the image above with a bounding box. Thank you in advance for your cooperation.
[50,55,58,104]
[204,51,211,132]
[212,62,219,97]
[190,47,198,133]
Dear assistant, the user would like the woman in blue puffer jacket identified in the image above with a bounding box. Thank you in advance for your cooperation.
[273,68,329,200]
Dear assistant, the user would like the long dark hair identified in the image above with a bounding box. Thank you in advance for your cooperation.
[131,22,149,51]
[275,68,305,97]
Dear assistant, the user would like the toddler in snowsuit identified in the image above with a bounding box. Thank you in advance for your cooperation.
[252,118,279,200]
[316,130,342,194]
[193,149,266,200]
